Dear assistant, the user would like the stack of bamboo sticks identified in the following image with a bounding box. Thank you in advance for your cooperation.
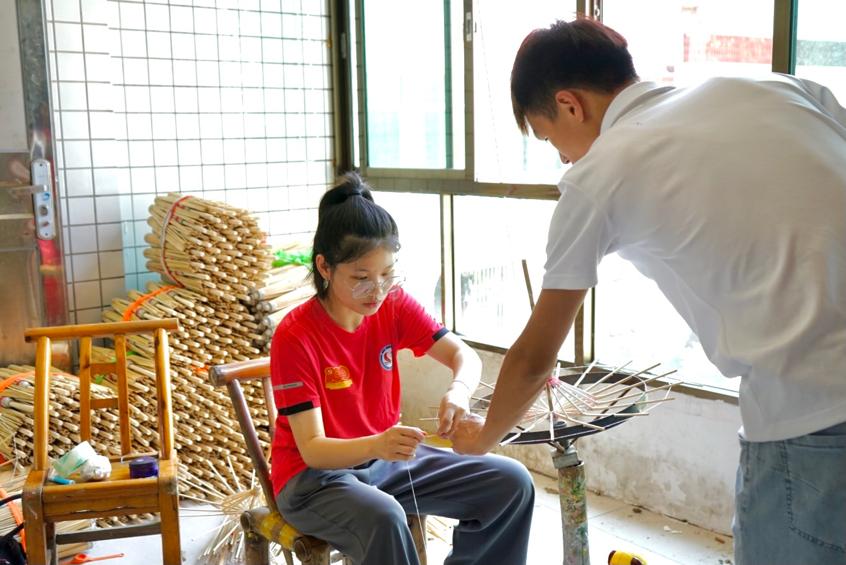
[84,194,284,498]
[102,281,263,367]
[0,366,122,468]
[0,195,298,509]
[245,264,313,352]
[84,352,271,503]
[144,194,274,302]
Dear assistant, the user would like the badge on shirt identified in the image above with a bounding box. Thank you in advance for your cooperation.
[379,344,393,370]
[324,365,352,390]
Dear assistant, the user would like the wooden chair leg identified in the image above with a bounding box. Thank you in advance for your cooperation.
[158,479,182,565]
[22,522,48,565]
[409,515,428,565]
[242,529,270,565]
[294,537,333,565]
[23,479,49,565]
[48,522,58,565]
[313,546,333,565]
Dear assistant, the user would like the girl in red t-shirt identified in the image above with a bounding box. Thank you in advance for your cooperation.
[271,172,533,565]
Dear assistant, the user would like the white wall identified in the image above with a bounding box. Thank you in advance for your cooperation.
[399,348,741,535]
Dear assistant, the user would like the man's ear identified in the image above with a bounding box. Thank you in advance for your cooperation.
[554,89,585,122]
[315,254,332,281]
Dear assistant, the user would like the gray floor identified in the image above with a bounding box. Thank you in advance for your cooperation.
[80,471,734,565]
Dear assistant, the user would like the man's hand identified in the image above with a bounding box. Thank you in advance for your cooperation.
[372,425,425,461]
[437,384,471,438]
[449,412,489,455]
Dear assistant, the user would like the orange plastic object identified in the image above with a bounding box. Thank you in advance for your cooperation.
[67,553,125,564]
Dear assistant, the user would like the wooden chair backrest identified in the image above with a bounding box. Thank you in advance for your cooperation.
[208,357,277,507]
[24,318,180,471]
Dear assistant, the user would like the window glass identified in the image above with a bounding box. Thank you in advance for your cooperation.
[454,196,575,360]
[603,0,774,85]
[363,0,464,169]
[795,0,846,102]
[473,1,576,184]
[374,191,442,322]
[596,256,735,391]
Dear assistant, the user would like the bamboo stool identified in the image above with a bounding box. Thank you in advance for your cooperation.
[22,319,182,565]
[209,357,428,565]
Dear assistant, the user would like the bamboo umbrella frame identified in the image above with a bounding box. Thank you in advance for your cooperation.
[450,362,679,447]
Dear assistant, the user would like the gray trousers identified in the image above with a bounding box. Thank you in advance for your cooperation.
[275,444,535,565]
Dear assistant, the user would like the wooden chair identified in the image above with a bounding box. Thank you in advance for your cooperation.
[209,357,428,565]
[22,319,181,565]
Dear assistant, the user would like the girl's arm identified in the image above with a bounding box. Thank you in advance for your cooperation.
[426,332,483,438]
[288,407,425,469]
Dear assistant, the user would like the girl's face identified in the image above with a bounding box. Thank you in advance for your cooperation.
[319,245,401,323]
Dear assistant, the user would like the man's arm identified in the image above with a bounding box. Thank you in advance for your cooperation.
[451,288,587,455]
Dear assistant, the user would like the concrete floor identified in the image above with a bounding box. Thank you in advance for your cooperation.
[77,471,734,565]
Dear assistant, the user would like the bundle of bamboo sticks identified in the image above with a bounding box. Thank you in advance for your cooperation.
[0,365,122,468]
[244,264,314,351]
[135,195,282,498]
[103,281,264,367]
[145,193,274,301]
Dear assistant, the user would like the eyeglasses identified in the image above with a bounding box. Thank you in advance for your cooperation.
[350,275,405,299]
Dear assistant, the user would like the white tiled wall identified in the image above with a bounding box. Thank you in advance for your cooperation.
[46,0,334,324]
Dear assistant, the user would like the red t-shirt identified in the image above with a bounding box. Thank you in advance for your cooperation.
[269,288,445,495]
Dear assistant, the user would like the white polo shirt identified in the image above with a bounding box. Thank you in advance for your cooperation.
[543,75,846,441]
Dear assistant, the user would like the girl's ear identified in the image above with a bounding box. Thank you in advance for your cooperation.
[315,254,332,281]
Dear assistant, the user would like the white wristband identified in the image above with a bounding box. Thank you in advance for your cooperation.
[451,380,472,393]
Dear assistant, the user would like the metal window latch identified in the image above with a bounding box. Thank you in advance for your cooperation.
[31,159,55,240]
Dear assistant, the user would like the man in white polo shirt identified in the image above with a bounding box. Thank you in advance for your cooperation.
[450,18,846,565]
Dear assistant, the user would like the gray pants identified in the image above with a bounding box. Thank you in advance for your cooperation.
[275,444,535,565]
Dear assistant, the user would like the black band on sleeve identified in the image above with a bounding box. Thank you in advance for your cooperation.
[433,327,449,341]
[279,400,315,416]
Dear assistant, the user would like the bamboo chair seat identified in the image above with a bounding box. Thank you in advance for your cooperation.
[209,357,428,565]
[22,320,181,565]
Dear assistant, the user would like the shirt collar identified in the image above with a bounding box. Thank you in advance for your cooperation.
[600,81,675,133]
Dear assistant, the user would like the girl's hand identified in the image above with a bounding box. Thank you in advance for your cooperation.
[372,425,426,461]
[437,384,471,438]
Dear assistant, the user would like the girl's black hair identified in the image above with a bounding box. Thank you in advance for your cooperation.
[312,172,400,298]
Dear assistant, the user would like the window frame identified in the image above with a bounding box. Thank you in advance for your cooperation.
[330,0,804,401]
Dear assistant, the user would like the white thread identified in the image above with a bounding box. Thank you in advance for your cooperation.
[405,460,426,546]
